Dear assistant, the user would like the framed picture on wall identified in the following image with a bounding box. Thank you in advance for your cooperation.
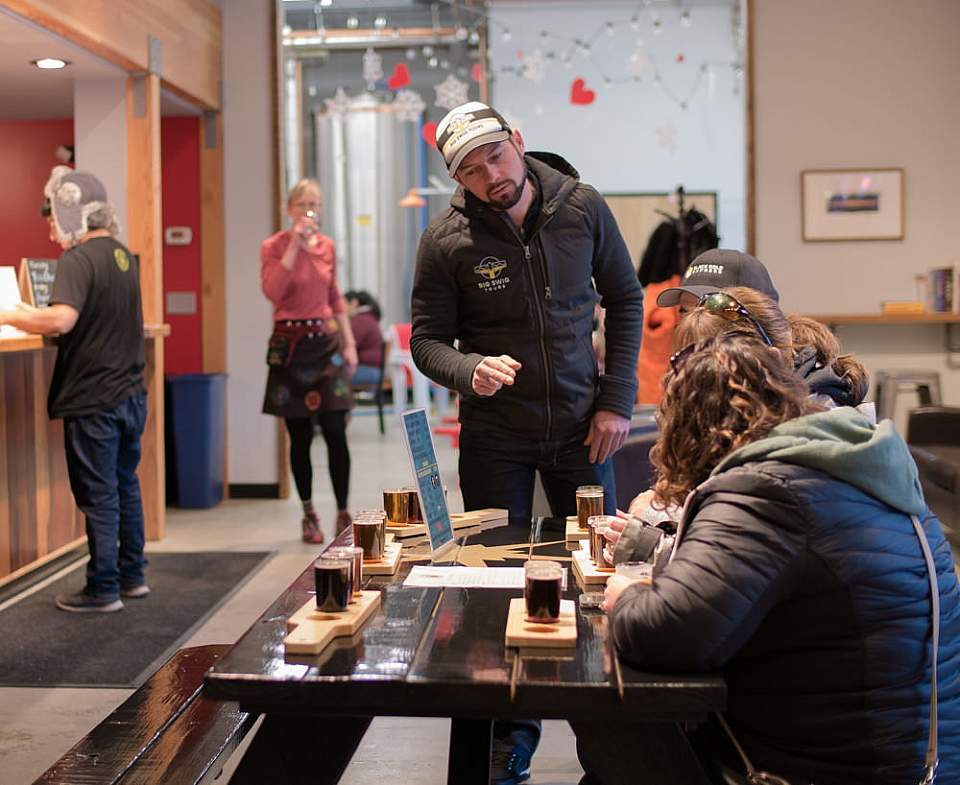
[801,168,904,242]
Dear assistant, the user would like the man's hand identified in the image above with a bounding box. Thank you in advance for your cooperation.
[584,409,630,464]
[471,355,521,396]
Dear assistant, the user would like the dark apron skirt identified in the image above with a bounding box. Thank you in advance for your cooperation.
[262,322,353,419]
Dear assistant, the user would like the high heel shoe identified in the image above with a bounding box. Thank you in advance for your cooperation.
[335,510,352,535]
[301,511,324,544]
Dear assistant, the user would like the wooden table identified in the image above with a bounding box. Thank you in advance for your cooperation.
[204,519,725,784]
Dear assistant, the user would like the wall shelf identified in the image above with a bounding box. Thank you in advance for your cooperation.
[806,313,960,326]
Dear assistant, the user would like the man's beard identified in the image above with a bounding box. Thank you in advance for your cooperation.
[486,166,528,211]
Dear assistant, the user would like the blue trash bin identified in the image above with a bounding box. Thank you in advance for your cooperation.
[166,373,227,508]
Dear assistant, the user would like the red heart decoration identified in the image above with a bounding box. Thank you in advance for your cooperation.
[570,78,596,105]
[388,62,411,90]
[422,121,438,148]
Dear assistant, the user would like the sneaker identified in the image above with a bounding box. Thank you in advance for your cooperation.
[56,590,124,613]
[302,511,324,544]
[121,584,150,598]
[490,736,533,785]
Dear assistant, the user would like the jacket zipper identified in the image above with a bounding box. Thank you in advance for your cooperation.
[523,242,553,441]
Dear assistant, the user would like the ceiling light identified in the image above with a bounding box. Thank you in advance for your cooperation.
[32,58,69,70]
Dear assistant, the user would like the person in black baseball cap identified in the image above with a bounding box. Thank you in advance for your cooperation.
[657,248,779,312]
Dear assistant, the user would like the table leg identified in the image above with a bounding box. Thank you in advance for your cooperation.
[230,713,372,784]
[448,718,492,785]
[570,720,712,785]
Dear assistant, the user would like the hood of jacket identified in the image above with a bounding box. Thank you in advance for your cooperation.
[449,151,580,218]
[711,406,925,515]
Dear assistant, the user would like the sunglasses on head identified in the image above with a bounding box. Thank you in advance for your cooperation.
[694,291,773,347]
[668,293,775,374]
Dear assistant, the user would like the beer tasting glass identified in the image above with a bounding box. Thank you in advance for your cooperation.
[588,515,616,569]
[615,561,653,583]
[383,489,409,526]
[314,557,352,612]
[323,546,364,600]
[576,485,604,531]
[353,518,385,561]
[524,560,564,623]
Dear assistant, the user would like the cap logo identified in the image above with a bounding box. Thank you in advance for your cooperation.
[447,112,474,135]
[684,263,723,279]
[57,182,82,206]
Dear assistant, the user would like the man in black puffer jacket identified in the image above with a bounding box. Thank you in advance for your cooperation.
[412,102,643,530]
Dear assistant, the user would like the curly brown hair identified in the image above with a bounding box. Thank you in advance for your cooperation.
[651,332,822,508]
[673,286,795,364]
[788,314,869,404]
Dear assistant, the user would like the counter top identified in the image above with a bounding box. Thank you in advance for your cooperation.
[0,323,169,354]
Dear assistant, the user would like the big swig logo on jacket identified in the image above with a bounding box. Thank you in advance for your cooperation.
[473,256,510,292]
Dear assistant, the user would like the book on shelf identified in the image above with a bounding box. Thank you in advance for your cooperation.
[930,266,955,313]
[880,301,926,316]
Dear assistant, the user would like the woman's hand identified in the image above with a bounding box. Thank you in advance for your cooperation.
[342,344,359,377]
[289,214,318,246]
[602,573,651,613]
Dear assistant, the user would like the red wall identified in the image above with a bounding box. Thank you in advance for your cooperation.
[0,119,73,269]
[161,116,202,375]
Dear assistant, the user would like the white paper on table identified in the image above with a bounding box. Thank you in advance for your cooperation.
[403,565,567,590]
[0,267,25,337]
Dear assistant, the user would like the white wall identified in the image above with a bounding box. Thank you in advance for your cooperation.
[489,0,744,250]
[222,0,278,484]
[73,79,128,244]
[754,0,960,430]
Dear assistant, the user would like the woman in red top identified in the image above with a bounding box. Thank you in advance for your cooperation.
[261,179,358,543]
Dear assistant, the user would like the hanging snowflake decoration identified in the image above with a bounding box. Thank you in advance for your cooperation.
[392,89,426,122]
[362,48,383,91]
[323,87,351,117]
[521,49,547,83]
[433,74,469,110]
[656,122,678,153]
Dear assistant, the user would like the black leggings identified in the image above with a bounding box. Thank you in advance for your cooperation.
[284,413,350,509]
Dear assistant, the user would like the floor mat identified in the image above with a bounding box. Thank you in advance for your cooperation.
[0,550,272,687]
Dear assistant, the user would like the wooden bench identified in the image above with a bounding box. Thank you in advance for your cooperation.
[33,644,257,785]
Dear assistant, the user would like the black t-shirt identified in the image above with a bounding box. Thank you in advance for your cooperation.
[47,236,145,419]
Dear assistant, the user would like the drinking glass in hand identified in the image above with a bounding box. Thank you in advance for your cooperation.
[615,561,653,584]
[383,489,409,525]
[314,557,352,612]
[353,519,385,561]
[588,515,617,569]
[524,560,563,623]
[576,485,604,531]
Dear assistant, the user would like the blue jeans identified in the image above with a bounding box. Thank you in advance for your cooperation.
[351,365,381,386]
[63,393,148,600]
[459,424,616,528]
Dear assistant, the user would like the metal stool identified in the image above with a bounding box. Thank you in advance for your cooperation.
[873,369,942,422]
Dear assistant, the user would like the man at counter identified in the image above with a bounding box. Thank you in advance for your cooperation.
[0,166,147,613]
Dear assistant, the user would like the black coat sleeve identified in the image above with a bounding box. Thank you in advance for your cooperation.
[610,471,807,672]
[410,224,485,396]
[586,188,643,417]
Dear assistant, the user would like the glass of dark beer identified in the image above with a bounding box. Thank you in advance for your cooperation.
[576,485,604,531]
[323,546,363,600]
[524,560,564,623]
[383,489,409,526]
[314,557,352,612]
[353,518,385,561]
[356,509,387,547]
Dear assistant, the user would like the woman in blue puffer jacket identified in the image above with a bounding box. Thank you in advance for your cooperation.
[595,332,959,785]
